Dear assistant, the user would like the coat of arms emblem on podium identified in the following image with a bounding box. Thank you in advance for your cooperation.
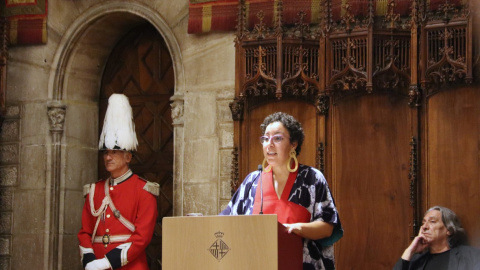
[208,231,230,261]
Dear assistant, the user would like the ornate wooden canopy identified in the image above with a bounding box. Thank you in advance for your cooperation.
[230,0,472,190]
[231,0,471,109]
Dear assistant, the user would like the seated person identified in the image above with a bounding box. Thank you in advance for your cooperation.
[393,206,480,270]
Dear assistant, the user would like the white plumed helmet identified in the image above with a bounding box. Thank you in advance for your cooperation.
[98,93,138,151]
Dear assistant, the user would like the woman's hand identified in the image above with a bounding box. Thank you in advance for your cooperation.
[283,221,334,240]
[284,223,303,235]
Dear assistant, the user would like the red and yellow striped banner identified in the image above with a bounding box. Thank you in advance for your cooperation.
[1,0,48,45]
[188,0,324,34]
[188,0,238,33]
[188,0,468,34]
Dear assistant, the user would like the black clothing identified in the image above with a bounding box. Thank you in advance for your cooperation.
[424,249,450,270]
[393,246,480,270]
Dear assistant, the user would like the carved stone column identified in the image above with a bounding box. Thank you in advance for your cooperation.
[46,101,66,270]
[0,17,9,132]
[0,105,20,270]
[170,95,184,216]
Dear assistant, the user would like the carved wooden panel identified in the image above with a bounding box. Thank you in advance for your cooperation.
[424,86,480,248]
[99,24,174,270]
[372,35,411,92]
[327,35,369,93]
[331,94,414,269]
[232,1,475,269]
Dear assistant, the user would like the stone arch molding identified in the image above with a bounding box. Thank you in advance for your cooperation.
[44,1,184,269]
[49,1,185,100]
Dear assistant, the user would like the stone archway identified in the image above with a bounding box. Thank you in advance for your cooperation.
[46,2,185,269]
[98,23,174,269]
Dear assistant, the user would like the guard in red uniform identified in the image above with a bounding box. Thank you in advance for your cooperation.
[78,94,159,270]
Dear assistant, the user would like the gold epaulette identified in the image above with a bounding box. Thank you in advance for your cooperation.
[143,181,160,196]
[83,180,103,197]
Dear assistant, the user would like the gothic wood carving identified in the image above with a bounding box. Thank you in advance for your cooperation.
[326,0,419,104]
[231,0,326,189]
[409,136,419,237]
[421,1,472,95]
[408,85,422,107]
[233,0,323,110]
[230,147,239,194]
[316,142,325,172]
[315,94,330,116]
[229,95,245,121]
[230,0,473,195]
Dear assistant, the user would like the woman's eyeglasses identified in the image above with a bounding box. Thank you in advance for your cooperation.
[259,134,288,144]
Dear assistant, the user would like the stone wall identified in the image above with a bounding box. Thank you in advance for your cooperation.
[0,105,20,270]
[3,0,236,269]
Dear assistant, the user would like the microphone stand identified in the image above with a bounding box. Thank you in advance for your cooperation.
[258,164,264,214]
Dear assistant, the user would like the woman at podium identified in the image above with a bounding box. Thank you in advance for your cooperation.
[220,112,343,270]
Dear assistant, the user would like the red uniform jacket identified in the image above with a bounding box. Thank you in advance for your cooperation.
[78,173,158,269]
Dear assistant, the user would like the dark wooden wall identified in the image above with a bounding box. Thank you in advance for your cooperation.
[230,0,478,269]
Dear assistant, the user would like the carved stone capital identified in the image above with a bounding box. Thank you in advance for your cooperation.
[170,95,184,126]
[0,17,8,65]
[47,101,67,133]
[0,18,9,133]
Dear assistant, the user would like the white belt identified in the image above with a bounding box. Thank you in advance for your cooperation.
[93,234,131,244]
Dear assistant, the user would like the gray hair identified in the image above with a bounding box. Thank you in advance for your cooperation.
[426,206,468,248]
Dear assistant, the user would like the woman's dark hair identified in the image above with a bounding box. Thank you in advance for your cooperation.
[260,112,304,156]
[426,206,468,247]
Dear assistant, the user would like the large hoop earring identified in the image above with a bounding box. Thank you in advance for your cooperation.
[262,158,271,172]
[287,149,298,173]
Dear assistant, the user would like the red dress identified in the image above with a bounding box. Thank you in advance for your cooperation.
[252,170,311,224]
[78,173,158,269]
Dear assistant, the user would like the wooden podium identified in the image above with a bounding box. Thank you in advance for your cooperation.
[162,214,303,270]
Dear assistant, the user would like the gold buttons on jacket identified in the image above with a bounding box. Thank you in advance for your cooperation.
[107,214,111,218]
[106,229,110,233]
[110,187,114,191]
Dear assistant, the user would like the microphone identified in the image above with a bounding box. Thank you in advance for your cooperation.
[257,164,264,215]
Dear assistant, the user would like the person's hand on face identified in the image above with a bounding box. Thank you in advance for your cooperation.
[411,230,429,254]
[401,230,429,260]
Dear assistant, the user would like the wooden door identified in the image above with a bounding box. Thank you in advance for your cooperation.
[331,94,414,269]
[424,86,480,248]
[99,23,174,269]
